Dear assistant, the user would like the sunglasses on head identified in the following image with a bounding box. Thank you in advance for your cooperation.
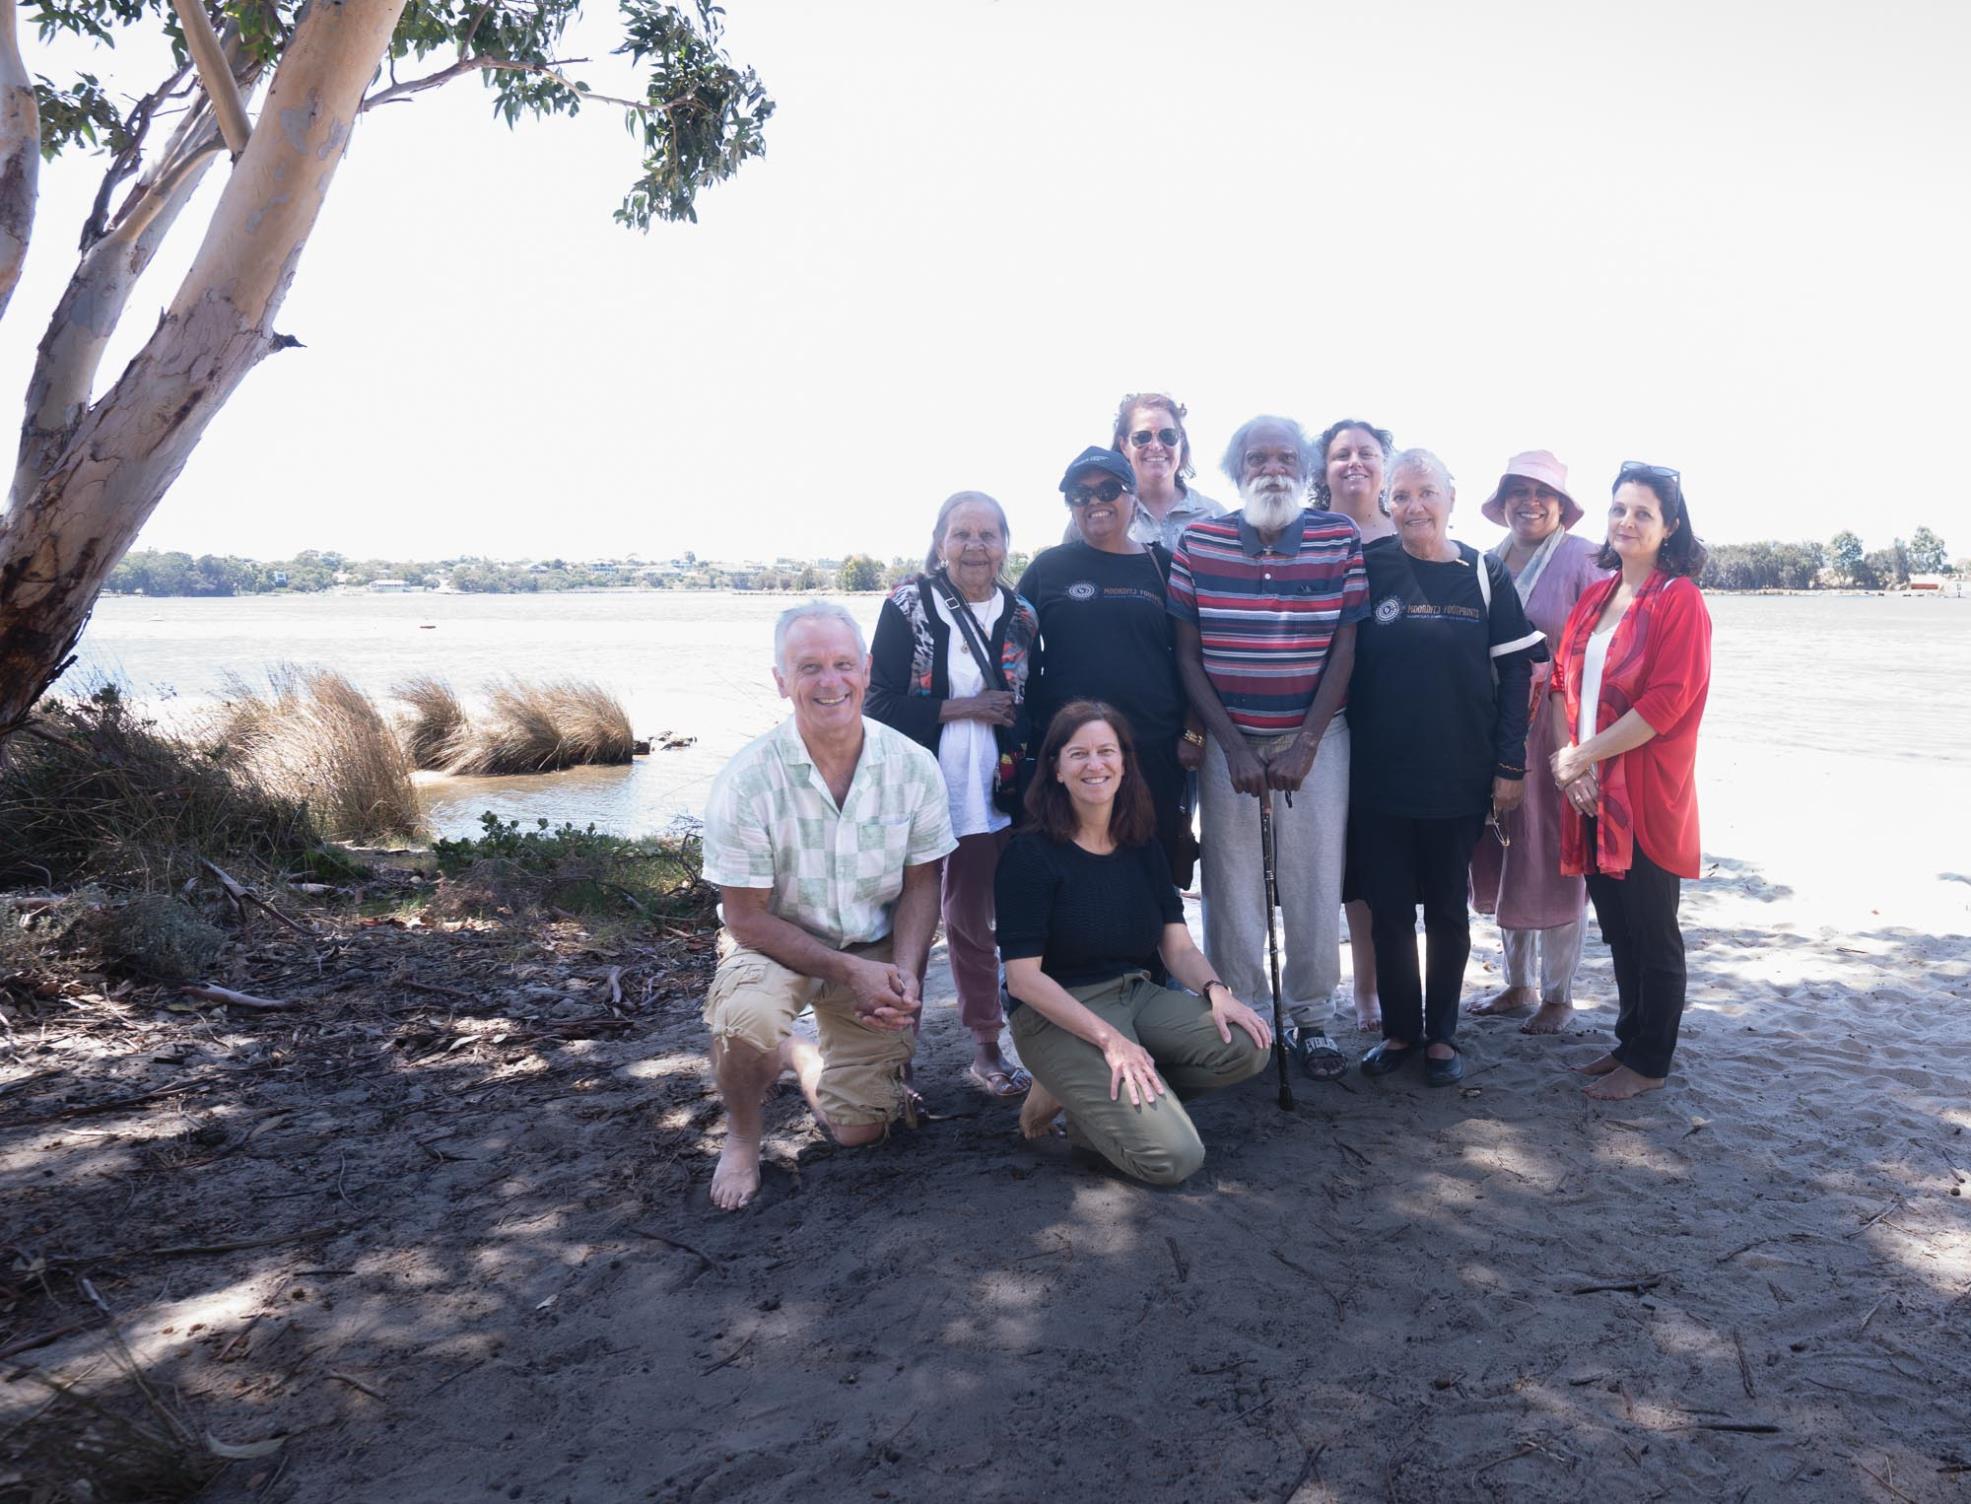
[1128,427,1181,449]
[1618,459,1683,513]
[1067,479,1128,508]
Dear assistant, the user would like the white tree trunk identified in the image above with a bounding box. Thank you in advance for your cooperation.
[0,0,37,324]
[0,0,409,736]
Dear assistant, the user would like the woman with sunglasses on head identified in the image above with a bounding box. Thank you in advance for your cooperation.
[867,491,1040,1099]
[1550,463,1712,1102]
[1064,392,1226,551]
[1019,446,1195,879]
[1311,417,1397,1032]
[997,701,1271,1184]
[1467,452,1612,1036]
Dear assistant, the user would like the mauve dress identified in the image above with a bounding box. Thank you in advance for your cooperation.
[1471,532,1609,928]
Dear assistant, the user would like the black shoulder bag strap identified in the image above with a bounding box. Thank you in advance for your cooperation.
[930,570,1009,694]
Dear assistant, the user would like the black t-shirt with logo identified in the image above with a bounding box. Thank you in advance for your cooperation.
[1350,537,1547,819]
[1016,541,1188,747]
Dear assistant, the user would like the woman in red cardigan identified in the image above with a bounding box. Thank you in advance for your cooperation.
[1549,462,1712,1101]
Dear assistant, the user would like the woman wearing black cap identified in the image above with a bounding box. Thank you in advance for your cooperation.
[1016,446,1195,879]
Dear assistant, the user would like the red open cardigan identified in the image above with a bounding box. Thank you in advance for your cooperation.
[1551,571,1712,880]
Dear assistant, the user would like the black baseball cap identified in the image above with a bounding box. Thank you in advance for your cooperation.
[1057,445,1137,495]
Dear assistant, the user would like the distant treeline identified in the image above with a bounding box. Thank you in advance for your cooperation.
[1703,526,1953,591]
[102,529,1957,599]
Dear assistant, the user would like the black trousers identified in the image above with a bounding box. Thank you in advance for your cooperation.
[1582,821,1687,1078]
[1353,807,1485,1048]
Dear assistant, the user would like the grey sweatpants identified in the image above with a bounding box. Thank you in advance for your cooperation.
[1197,717,1349,1028]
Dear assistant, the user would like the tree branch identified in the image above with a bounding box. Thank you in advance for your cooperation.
[0,0,38,325]
[79,61,195,253]
[360,55,668,115]
[168,0,254,154]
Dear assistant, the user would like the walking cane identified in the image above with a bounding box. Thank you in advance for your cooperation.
[1258,791,1295,1111]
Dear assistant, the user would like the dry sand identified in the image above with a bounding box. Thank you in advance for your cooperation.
[4,739,1969,1503]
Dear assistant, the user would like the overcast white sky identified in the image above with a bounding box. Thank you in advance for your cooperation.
[2,0,1966,564]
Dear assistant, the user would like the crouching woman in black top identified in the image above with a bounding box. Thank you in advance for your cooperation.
[996,700,1272,1185]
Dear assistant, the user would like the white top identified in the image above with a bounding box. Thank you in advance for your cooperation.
[1580,624,1618,743]
[929,588,1010,838]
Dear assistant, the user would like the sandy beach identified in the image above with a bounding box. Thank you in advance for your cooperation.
[4,723,1968,1502]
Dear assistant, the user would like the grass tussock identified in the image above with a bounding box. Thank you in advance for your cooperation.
[441,679,634,776]
[213,666,422,843]
[431,812,714,922]
[395,674,469,770]
[0,687,316,890]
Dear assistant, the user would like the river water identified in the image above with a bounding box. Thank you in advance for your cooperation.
[59,589,1971,850]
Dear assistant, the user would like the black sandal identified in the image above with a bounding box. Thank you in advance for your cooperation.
[1288,1024,1347,1081]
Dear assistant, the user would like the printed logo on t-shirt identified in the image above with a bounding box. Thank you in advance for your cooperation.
[1374,595,1404,625]
[1066,581,1099,602]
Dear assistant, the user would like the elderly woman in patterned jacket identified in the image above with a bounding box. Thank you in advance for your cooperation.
[868,491,1040,1098]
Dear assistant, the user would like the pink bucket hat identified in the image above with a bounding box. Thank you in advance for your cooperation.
[1481,450,1582,530]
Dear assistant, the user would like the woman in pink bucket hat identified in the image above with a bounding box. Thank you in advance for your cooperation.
[1467,450,1610,1034]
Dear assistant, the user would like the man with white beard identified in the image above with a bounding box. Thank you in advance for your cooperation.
[1167,417,1371,1080]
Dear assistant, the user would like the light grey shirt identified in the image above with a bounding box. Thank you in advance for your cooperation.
[1060,486,1229,552]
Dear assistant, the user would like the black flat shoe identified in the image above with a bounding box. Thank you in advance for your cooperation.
[1359,1041,1416,1078]
[1424,1049,1465,1087]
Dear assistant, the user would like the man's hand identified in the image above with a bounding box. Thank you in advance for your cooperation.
[1223,738,1268,796]
[1491,775,1525,816]
[1176,733,1204,773]
[1266,734,1318,792]
[846,957,920,1031]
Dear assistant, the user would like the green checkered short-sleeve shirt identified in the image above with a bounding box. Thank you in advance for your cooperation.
[701,717,957,949]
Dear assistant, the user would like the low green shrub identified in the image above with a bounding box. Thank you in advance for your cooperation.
[432,812,712,921]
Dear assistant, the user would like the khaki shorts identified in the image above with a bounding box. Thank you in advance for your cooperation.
[702,934,913,1128]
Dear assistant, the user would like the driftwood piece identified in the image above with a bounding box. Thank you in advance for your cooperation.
[201,858,315,940]
[180,983,300,1012]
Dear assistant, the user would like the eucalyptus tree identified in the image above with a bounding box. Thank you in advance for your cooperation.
[0,0,769,744]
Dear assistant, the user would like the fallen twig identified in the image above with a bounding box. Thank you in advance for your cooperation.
[202,859,316,940]
[1282,1442,1327,1500]
[326,1369,387,1402]
[1674,1420,1781,1434]
[699,1331,754,1376]
[180,983,301,1012]
[1732,1327,1756,1399]
[1570,1275,1664,1295]
[53,1223,346,1269]
[1473,1442,1539,1477]
[4,1072,227,1127]
[0,1316,106,1363]
[1166,1235,1190,1283]
[629,1225,719,1274]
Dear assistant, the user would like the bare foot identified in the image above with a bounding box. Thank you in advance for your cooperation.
[710,1135,763,1211]
[1352,993,1381,1032]
[1583,1064,1666,1101]
[1520,1000,1575,1035]
[1469,985,1536,1017]
[1570,1052,1622,1077]
[1019,1081,1063,1139]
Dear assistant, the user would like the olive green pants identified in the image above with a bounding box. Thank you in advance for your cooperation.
[1010,972,1268,1186]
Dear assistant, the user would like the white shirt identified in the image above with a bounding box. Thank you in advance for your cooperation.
[929,589,1009,838]
[1581,624,1618,743]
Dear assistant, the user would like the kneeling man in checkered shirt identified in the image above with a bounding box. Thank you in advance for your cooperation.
[699,603,956,1210]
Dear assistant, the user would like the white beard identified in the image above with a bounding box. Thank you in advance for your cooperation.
[1240,476,1303,532]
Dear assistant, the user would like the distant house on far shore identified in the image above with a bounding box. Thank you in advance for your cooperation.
[369,578,412,593]
[1908,574,1960,595]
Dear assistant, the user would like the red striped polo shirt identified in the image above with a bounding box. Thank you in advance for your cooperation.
[1166,508,1370,735]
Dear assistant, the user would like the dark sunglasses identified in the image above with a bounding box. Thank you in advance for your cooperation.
[1067,479,1127,508]
[1619,460,1682,494]
[1128,427,1181,449]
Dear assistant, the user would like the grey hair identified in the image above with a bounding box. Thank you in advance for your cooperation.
[773,602,866,671]
[1387,447,1455,492]
[922,490,1012,574]
[1218,415,1314,487]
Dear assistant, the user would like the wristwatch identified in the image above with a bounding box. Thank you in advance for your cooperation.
[1201,979,1229,1000]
